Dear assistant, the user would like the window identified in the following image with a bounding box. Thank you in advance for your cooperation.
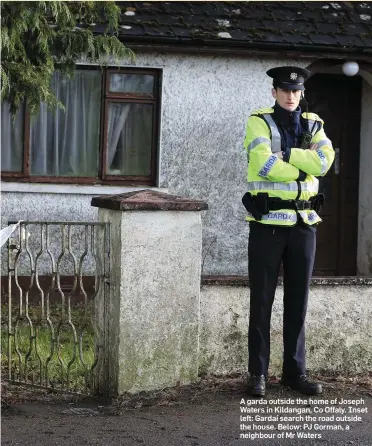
[1,67,160,185]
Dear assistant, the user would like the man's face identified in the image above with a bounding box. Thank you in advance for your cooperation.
[272,87,302,112]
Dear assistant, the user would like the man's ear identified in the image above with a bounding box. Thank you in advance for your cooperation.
[271,88,277,99]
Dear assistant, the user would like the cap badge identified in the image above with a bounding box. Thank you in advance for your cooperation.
[290,72,298,80]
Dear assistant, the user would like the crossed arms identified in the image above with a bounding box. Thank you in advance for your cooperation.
[244,116,335,182]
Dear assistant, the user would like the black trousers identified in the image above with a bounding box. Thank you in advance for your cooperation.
[248,220,316,378]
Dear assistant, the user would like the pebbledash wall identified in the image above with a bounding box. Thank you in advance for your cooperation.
[2,51,372,275]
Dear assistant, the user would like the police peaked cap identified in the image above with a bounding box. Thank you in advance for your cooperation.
[266,66,310,91]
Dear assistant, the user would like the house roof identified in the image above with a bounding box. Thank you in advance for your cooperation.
[108,1,372,56]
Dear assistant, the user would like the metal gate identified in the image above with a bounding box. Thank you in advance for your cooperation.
[2,221,110,395]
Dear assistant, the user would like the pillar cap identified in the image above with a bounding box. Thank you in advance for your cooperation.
[91,189,208,211]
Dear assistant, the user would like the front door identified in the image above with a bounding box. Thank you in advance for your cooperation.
[305,73,361,276]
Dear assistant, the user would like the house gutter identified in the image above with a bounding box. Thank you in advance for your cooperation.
[118,35,372,63]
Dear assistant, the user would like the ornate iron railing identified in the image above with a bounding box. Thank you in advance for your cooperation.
[2,221,110,395]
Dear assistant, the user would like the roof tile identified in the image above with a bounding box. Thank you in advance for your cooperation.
[361,36,372,47]
[281,32,313,45]
[114,1,372,52]
[310,33,339,45]
[355,2,372,13]
[316,22,343,34]
[335,35,366,46]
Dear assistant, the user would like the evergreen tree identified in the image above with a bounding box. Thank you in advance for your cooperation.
[1,1,134,120]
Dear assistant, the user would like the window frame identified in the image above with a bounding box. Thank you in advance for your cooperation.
[1,66,161,186]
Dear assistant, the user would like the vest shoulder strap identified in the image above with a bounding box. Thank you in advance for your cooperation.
[251,107,274,115]
[302,112,324,124]
[261,113,281,153]
[302,112,323,136]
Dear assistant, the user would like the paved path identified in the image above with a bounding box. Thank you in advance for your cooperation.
[2,376,372,445]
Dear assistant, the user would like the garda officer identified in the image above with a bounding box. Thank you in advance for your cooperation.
[242,66,335,397]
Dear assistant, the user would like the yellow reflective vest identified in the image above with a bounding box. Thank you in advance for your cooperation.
[243,107,335,226]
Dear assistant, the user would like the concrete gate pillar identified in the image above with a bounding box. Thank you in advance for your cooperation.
[91,190,208,395]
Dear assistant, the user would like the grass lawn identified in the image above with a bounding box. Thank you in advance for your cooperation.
[1,304,98,394]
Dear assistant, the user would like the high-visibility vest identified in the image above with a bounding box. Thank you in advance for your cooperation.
[243,107,335,226]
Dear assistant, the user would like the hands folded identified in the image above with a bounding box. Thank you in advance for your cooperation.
[275,143,318,161]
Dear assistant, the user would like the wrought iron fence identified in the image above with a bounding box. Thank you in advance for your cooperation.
[2,221,110,395]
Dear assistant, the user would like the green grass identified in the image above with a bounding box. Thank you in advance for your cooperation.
[1,305,97,394]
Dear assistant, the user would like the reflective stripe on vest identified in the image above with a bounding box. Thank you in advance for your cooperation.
[247,114,321,162]
[258,155,278,178]
[317,139,332,149]
[316,139,332,174]
[316,149,328,175]
[262,114,281,153]
[307,119,319,136]
[246,210,297,224]
[246,136,271,162]
[260,114,320,154]
[297,210,322,225]
[246,209,321,226]
[246,180,319,194]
